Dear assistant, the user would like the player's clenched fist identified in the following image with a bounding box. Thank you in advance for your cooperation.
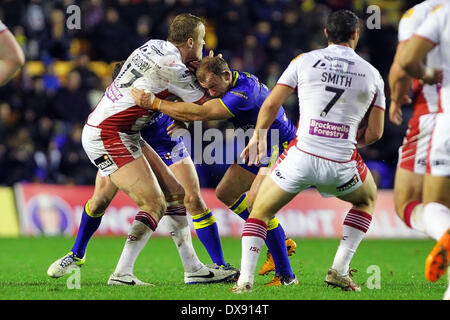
[131,87,161,111]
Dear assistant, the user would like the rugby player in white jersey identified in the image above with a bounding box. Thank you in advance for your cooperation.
[398,3,450,300]
[0,19,25,86]
[229,9,386,293]
[388,0,450,259]
[47,14,238,285]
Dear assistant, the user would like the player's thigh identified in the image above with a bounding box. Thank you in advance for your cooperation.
[392,167,423,218]
[215,163,255,206]
[337,169,377,214]
[89,170,118,214]
[250,174,297,223]
[422,174,450,208]
[110,156,166,219]
[169,156,208,213]
[141,142,184,197]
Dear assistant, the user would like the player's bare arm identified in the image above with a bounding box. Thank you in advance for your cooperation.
[0,28,25,86]
[399,35,442,85]
[131,87,232,121]
[356,106,384,149]
[242,84,294,165]
[388,42,412,125]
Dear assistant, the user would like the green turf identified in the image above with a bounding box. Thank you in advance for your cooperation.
[0,236,447,300]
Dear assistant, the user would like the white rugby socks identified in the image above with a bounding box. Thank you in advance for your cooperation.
[238,218,267,286]
[164,214,204,273]
[332,209,372,276]
[114,214,157,276]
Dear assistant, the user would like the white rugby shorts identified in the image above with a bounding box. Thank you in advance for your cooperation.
[398,113,436,174]
[81,124,143,176]
[426,113,450,177]
[270,144,368,197]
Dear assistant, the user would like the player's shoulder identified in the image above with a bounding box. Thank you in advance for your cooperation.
[401,0,443,21]
[227,70,252,100]
[361,58,383,83]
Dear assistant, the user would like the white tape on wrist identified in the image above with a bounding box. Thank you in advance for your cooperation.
[424,67,434,80]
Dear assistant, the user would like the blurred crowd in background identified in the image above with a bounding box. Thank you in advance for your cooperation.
[0,0,422,188]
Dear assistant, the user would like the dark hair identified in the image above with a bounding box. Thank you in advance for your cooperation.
[325,9,359,44]
[167,13,204,45]
[196,56,230,83]
[112,60,125,80]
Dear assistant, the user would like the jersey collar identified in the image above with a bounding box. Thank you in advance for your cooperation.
[231,70,239,88]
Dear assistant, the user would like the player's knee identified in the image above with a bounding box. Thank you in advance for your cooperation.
[356,190,377,212]
[183,192,203,213]
[246,193,256,213]
[215,185,226,203]
[140,193,167,219]
[393,196,406,219]
[215,185,234,206]
[88,196,111,217]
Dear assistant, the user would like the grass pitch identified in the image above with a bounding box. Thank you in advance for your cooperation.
[0,236,447,301]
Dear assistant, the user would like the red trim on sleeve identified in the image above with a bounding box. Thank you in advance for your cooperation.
[276,83,297,90]
[372,105,385,111]
[412,34,437,46]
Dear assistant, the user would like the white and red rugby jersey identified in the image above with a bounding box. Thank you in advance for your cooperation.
[277,44,385,162]
[398,0,442,117]
[86,39,205,133]
[415,4,450,114]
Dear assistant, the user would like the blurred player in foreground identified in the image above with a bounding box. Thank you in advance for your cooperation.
[398,3,450,300]
[47,13,237,285]
[232,9,386,293]
[132,56,298,286]
[0,19,25,86]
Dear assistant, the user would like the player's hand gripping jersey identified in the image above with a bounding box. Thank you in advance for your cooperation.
[82,39,204,175]
[277,45,385,162]
[86,39,204,133]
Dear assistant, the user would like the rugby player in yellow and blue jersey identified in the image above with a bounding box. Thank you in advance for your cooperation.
[131,56,298,286]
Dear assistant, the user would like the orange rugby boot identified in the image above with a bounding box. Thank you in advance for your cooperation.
[258,238,297,275]
[425,228,450,282]
[264,273,299,286]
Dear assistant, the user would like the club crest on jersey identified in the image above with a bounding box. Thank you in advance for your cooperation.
[94,154,114,170]
[336,174,359,192]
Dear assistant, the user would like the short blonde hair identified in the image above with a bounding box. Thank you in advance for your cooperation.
[167,13,205,46]
[196,56,230,83]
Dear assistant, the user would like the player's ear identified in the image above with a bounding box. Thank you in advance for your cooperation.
[186,37,194,48]
[324,28,328,39]
[223,70,231,82]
